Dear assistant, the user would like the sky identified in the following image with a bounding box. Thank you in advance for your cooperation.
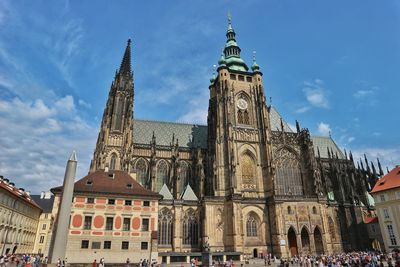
[0,0,399,194]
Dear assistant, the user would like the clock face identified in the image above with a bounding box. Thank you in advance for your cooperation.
[237,98,248,110]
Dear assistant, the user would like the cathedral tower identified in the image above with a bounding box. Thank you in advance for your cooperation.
[203,16,274,253]
[206,16,273,198]
[90,39,134,173]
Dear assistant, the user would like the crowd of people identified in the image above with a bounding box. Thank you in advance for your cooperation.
[275,250,400,267]
[0,254,47,267]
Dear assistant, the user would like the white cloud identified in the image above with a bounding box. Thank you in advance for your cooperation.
[295,106,310,113]
[347,136,355,143]
[78,99,92,109]
[302,79,329,108]
[0,95,96,194]
[353,89,373,98]
[317,122,331,136]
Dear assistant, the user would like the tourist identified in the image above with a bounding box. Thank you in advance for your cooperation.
[92,259,97,267]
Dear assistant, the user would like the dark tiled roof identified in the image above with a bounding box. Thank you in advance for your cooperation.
[52,170,160,198]
[371,166,400,193]
[31,195,55,213]
[133,106,344,159]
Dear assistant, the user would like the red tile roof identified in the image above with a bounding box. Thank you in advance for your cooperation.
[0,179,41,210]
[371,166,400,193]
[51,170,160,199]
[363,216,378,224]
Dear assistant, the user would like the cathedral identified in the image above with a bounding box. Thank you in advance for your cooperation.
[89,18,382,261]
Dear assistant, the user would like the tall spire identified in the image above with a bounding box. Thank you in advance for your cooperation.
[223,13,248,72]
[119,39,132,76]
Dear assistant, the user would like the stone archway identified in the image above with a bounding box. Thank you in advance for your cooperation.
[301,227,311,254]
[288,227,298,256]
[314,227,324,255]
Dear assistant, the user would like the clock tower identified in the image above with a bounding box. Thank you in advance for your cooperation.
[206,16,274,199]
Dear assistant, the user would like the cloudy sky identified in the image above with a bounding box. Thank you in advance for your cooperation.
[0,0,399,193]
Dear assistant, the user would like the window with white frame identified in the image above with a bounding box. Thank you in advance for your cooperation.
[387,225,397,246]
[383,208,390,219]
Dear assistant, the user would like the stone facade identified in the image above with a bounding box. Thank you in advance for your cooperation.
[0,176,41,255]
[89,19,382,262]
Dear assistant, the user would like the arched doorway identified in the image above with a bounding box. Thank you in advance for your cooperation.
[253,248,258,258]
[301,227,311,254]
[314,227,324,255]
[288,227,298,256]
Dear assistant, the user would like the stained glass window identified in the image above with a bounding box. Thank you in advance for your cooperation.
[156,160,168,192]
[158,208,173,245]
[246,215,257,237]
[182,209,199,246]
[241,153,256,189]
[135,158,147,186]
[275,149,303,195]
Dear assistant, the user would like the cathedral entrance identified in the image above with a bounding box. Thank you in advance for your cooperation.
[288,228,298,256]
[314,227,324,255]
[301,227,311,254]
[253,248,258,258]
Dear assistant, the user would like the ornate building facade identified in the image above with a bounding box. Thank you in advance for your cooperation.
[89,19,382,261]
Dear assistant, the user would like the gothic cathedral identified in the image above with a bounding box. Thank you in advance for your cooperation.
[89,19,382,260]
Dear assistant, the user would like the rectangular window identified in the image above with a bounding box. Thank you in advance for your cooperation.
[92,241,101,249]
[42,224,46,230]
[84,216,92,230]
[125,200,132,206]
[246,76,252,82]
[81,240,89,249]
[123,218,130,231]
[108,199,115,205]
[230,74,236,80]
[104,241,112,249]
[142,218,149,231]
[39,236,44,243]
[106,217,114,230]
[143,201,150,207]
[383,208,390,219]
[238,75,244,81]
[387,225,397,246]
[121,241,129,250]
[87,197,95,204]
[380,194,386,202]
[141,242,148,250]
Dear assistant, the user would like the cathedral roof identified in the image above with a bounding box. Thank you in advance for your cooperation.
[159,184,173,200]
[181,184,198,201]
[133,106,344,159]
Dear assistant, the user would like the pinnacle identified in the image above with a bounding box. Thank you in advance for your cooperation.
[119,39,132,76]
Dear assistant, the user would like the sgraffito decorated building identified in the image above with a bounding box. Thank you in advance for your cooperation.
[86,18,384,262]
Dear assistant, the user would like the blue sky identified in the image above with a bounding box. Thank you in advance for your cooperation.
[0,0,399,193]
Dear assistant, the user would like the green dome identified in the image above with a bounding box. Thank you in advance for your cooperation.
[218,53,226,66]
[251,61,260,71]
[225,56,248,71]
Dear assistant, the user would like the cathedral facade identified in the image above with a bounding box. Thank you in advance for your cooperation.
[89,19,381,261]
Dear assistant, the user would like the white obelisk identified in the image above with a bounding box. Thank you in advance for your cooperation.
[50,151,77,263]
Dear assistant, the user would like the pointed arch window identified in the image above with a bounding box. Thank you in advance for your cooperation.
[241,153,256,189]
[158,209,173,245]
[113,97,125,131]
[156,160,168,192]
[182,209,199,246]
[135,158,147,186]
[110,153,117,170]
[179,162,191,193]
[274,148,303,195]
[246,215,258,237]
[328,217,336,241]
[238,110,250,125]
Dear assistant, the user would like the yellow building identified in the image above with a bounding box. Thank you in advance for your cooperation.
[371,166,400,252]
[0,175,42,255]
[32,192,55,256]
[50,169,160,264]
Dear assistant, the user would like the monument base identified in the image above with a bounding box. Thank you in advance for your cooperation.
[202,251,212,267]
